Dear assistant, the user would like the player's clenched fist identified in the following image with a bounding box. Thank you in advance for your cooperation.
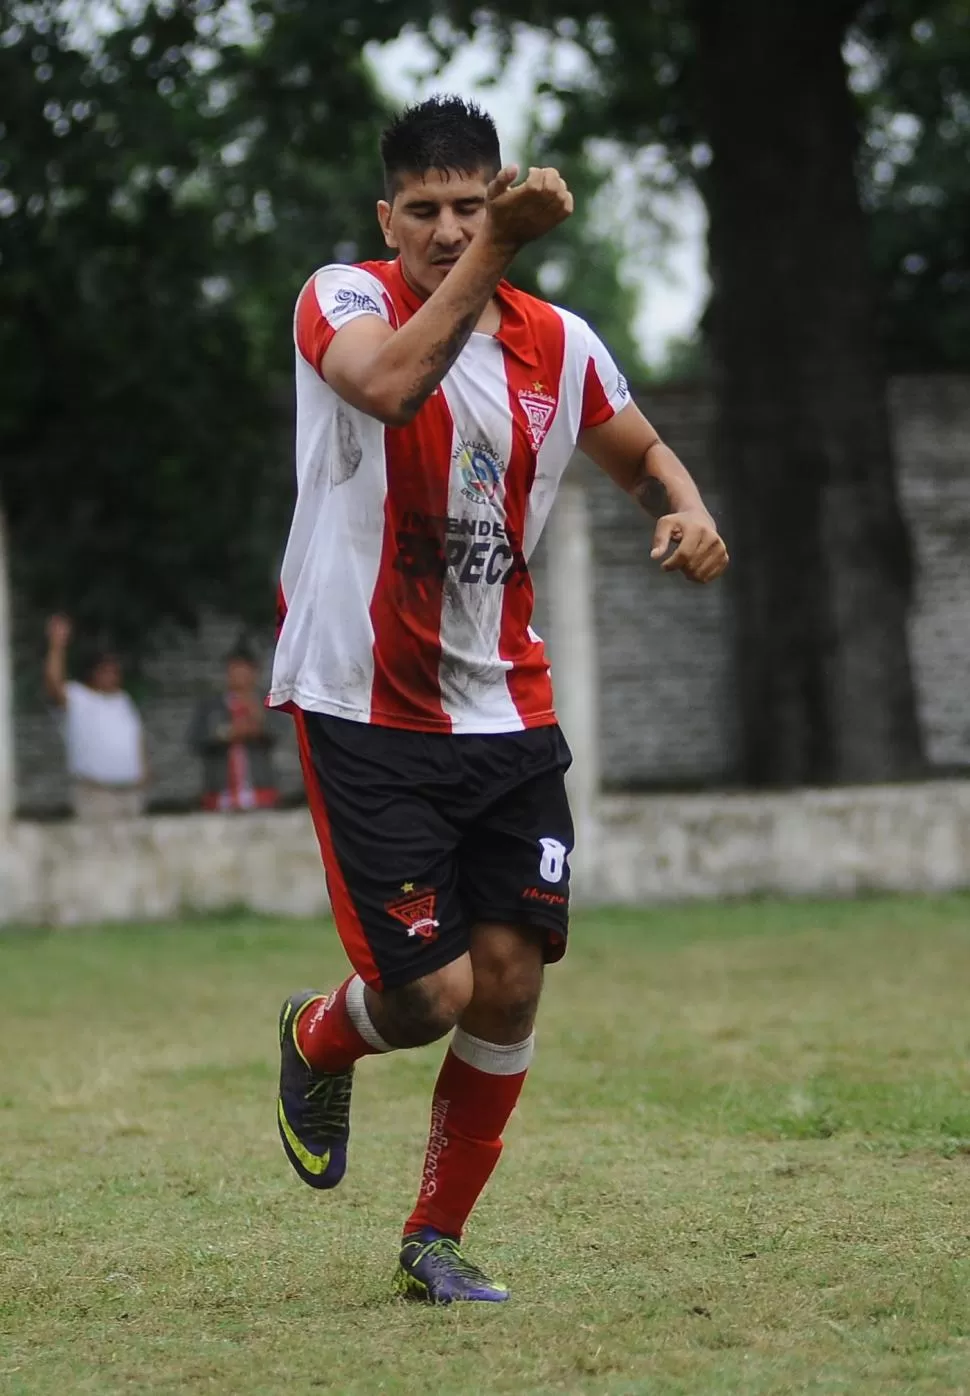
[650,511,730,584]
[484,165,574,251]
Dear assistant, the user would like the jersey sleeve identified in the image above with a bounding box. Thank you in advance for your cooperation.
[295,265,392,376]
[580,326,632,431]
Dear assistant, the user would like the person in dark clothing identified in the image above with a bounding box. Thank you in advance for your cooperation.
[189,641,279,811]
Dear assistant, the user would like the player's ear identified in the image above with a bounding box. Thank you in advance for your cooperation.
[377,200,397,250]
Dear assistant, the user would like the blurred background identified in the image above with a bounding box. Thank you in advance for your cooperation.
[1,0,969,918]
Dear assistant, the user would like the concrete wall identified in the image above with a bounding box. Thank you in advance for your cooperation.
[3,782,969,927]
[595,782,970,902]
[0,809,326,926]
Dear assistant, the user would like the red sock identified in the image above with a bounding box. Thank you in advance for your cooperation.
[405,1029,534,1240]
[296,975,392,1073]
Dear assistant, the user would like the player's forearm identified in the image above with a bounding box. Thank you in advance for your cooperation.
[631,440,714,522]
[368,235,514,425]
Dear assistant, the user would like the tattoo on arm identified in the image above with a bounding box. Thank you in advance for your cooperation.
[399,311,477,417]
[632,471,670,519]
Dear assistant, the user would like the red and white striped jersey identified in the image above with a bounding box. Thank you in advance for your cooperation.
[268,257,630,733]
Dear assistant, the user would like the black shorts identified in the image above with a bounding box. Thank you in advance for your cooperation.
[294,711,574,990]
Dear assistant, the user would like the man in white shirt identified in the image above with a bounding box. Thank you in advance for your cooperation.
[44,615,148,820]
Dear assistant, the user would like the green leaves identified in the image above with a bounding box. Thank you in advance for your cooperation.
[858,1,970,368]
[1,0,386,655]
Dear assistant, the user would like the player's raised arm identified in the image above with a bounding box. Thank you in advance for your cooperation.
[579,399,729,585]
[320,167,574,426]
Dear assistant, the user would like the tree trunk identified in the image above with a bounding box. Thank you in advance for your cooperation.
[693,0,924,784]
[0,504,14,825]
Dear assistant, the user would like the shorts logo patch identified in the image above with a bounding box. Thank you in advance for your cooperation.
[518,382,557,450]
[385,886,440,941]
[453,437,505,506]
[523,887,567,907]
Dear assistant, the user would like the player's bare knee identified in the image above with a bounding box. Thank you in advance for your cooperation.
[469,924,544,1036]
[371,957,473,1047]
[489,985,541,1040]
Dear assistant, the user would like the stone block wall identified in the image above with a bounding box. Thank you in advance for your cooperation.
[534,374,970,789]
[892,377,970,769]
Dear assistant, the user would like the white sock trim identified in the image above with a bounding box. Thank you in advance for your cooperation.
[345,975,394,1053]
[450,1028,535,1076]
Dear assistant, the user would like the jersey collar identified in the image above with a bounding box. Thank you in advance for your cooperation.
[388,257,540,369]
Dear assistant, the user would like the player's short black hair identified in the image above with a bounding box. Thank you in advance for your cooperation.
[380,95,501,200]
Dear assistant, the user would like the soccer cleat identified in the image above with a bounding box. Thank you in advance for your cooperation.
[277,990,354,1190]
[395,1229,510,1305]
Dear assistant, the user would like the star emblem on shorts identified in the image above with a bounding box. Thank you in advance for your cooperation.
[401,881,415,892]
[532,380,545,392]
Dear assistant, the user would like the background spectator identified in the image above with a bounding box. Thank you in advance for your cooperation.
[189,639,279,812]
[43,614,148,821]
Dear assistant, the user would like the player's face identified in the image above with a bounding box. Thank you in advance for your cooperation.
[378,168,491,298]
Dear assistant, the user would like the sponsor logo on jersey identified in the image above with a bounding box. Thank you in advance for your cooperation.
[393,512,530,589]
[385,885,440,941]
[518,381,557,450]
[453,438,506,506]
[330,287,383,321]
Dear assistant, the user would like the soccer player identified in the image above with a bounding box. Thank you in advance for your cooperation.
[269,96,728,1304]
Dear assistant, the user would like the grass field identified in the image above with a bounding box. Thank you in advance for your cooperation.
[2,897,970,1395]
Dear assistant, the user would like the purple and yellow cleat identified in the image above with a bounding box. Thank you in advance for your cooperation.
[395,1229,510,1305]
[277,990,354,1190]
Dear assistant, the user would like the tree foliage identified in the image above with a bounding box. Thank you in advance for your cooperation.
[395,0,970,374]
[858,1,970,369]
[0,0,386,654]
[0,0,650,659]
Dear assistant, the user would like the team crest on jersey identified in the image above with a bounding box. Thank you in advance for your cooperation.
[517,382,557,450]
[453,438,506,506]
[385,884,440,942]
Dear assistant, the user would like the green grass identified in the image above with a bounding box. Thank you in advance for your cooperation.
[3,897,970,1395]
